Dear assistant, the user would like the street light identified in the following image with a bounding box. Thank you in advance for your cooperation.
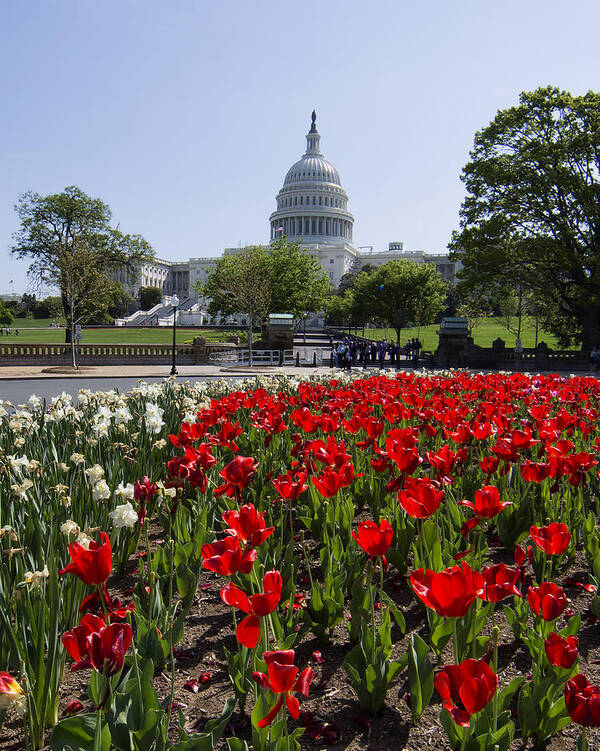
[170,295,179,376]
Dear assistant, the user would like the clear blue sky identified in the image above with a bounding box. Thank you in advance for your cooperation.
[2,0,599,294]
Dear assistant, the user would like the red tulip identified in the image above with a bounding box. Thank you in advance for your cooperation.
[64,700,84,715]
[545,632,578,669]
[410,562,484,618]
[398,477,444,519]
[530,523,571,555]
[527,581,567,621]
[59,531,112,586]
[479,456,500,477]
[134,476,158,502]
[434,658,497,726]
[62,614,132,676]
[352,519,393,566]
[220,571,282,648]
[460,486,511,519]
[311,468,343,498]
[565,674,600,726]
[222,504,274,547]
[480,563,522,603]
[520,461,551,483]
[252,650,313,727]
[214,456,258,498]
[272,471,308,501]
[201,536,256,576]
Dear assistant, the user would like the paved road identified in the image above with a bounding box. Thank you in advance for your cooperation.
[0,376,222,405]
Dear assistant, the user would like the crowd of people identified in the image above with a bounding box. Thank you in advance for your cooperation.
[330,335,423,370]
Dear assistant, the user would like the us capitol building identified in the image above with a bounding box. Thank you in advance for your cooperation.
[115,113,457,322]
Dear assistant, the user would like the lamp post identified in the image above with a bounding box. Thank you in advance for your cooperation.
[170,295,179,376]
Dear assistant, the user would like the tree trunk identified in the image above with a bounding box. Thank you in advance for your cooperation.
[70,298,76,369]
[247,317,253,366]
[62,292,72,343]
[395,327,401,343]
[582,306,600,351]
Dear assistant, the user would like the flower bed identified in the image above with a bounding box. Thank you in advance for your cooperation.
[2,371,600,750]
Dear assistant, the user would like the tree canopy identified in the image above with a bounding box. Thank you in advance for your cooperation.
[138,286,162,311]
[198,238,331,338]
[11,186,153,360]
[199,246,272,358]
[348,260,447,341]
[450,86,600,348]
[0,301,14,327]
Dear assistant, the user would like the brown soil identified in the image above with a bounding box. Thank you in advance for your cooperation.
[4,536,599,751]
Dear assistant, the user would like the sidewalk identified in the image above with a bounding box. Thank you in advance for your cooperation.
[0,364,334,380]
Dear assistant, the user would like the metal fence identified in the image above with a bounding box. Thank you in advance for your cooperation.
[208,349,295,366]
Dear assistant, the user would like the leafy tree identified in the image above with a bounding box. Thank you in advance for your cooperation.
[456,290,491,337]
[336,262,375,296]
[350,260,447,342]
[324,291,355,326]
[198,239,331,359]
[266,237,331,321]
[450,86,600,349]
[200,246,272,362]
[0,301,14,327]
[138,286,162,310]
[11,186,153,365]
[337,272,356,296]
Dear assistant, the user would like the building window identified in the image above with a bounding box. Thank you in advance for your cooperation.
[330,258,334,264]
[319,197,322,205]
[300,196,303,205]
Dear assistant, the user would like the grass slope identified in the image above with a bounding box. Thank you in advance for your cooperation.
[341,317,565,351]
[0,321,243,345]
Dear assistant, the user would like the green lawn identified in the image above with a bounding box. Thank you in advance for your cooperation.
[0,321,245,345]
[342,318,566,351]
[2,316,570,351]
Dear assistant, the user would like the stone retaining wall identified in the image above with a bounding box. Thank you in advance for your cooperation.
[0,342,238,366]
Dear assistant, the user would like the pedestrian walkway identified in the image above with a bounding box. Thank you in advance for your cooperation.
[0,364,334,380]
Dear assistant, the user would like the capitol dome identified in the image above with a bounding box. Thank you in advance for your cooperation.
[269,112,354,244]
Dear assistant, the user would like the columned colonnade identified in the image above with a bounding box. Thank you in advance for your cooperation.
[270,217,352,241]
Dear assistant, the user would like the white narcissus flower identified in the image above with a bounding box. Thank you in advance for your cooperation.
[11,479,33,498]
[113,405,133,424]
[75,533,92,549]
[146,414,165,434]
[60,520,80,536]
[114,482,135,501]
[85,464,105,483]
[70,453,85,465]
[92,480,111,502]
[22,566,49,588]
[9,455,30,473]
[109,502,138,529]
[93,421,109,438]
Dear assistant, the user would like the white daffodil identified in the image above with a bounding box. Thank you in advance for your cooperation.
[109,502,138,529]
[92,480,111,502]
[85,464,105,483]
[60,520,80,536]
[22,565,49,589]
[114,482,135,501]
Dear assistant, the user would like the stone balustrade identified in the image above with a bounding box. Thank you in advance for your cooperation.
[0,341,237,366]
